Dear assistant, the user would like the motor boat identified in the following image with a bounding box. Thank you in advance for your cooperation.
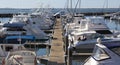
[2,49,37,65]
[64,14,85,34]
[83,38,120,65]
[68,30,120,53]
[67,17,120,54]
[30,13,54,30]
[0,35,35,56]
[0,35,36,64]
[1,23,26,36]
[30,8,54,30]
[0,14,49,41]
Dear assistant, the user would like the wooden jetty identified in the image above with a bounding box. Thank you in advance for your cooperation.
[48,18,65,65]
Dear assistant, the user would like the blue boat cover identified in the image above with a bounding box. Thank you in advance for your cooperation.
[3,23,25,28]
[5,35,35,41]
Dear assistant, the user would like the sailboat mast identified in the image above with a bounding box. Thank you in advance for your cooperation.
[79,0,81,9]
[106,0,108,8]
[70,0,72,10]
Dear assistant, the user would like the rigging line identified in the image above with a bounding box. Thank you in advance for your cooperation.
[66,0,74,16]
[70,0,80,23]
[73,0,80,16]
[102,0,107,14]
[79,0,81,9]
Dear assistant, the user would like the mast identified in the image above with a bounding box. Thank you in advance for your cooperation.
[79,0,81,9]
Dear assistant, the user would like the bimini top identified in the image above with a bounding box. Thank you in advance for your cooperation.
[3,23,25,28]
[5,35,35,41]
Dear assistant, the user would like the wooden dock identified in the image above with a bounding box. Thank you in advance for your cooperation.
[48,18,65,65]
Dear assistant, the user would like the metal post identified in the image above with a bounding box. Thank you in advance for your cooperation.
[46,45,49,57]
[65,34,69,55]
[67,42,72,65]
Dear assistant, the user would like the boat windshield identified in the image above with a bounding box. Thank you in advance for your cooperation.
[86,33,104,40]
[92,46,110,61]
[110,47,120,56]
[80,20,87,29]
[90,18,105,25]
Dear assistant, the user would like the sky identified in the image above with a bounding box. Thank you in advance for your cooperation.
[0,0,119,8]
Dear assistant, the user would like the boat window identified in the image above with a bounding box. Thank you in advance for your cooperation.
[7,28,26,31]
[86,33,104,40]
[1,45,13,51]
[92,46,110,61]
[78,21,81,24]
[96,30,112,34]
[110,47,120,56]
[91,18,105,25]
[77,35,87,41]
[5,46,13,51]
[80,21,87,29]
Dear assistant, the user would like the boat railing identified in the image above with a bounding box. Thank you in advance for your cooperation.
[10,48,35,52]
[5,52,10,64]
[13,57,22,65]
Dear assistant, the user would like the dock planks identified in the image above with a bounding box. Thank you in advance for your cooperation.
[48,18,65,65]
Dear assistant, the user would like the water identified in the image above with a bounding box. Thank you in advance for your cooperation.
[37,48,47,65]
[0,8,119,14]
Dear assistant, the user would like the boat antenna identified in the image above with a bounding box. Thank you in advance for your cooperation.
[97,38,101,44]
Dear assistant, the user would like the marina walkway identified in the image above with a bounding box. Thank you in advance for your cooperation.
[48,18,65,65]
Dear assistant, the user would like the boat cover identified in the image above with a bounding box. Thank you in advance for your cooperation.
[3,23,25,28]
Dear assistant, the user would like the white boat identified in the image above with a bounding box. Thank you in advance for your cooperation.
[0,36,36,65]
[31,8,54,30]
[110,15,120,20]
[110,11,120,20]
[1,23,26,36]
[67,17,120,53]
[83,38,120,65]
[69,30,120,53]
[0,14,49,40]
[0,35,35,57]
[2,49,37,65]
[30,13,54,30]
[64,14,85,33]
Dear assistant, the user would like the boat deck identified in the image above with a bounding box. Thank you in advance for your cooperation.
[48,18,65,65]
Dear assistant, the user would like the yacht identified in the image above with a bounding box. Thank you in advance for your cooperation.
[110,11,120,20]
[0,35,36,64]
[30,13,54,30]
[0,35,35,57]
[31,8,54,30]
[2,23,26,36]
[110,14,120,21]
[0,14,49,40]
[83,38,120,65]
[64,13,84,33]
[69,30,120,53]
[67,17,120,54]
[2,49,37,65]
